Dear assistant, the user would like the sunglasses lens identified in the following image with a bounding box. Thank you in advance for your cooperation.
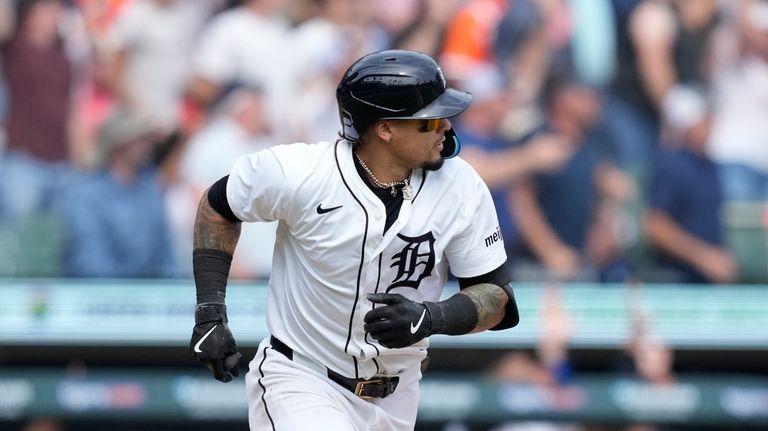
[420,118,442,132]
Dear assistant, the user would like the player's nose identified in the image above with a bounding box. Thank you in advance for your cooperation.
[441,118,452,132]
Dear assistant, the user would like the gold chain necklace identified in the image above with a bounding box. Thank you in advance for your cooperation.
[354,151,413,199]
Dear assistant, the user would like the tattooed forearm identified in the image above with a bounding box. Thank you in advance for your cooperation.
[459,283,508,332]
[193,188,242,255]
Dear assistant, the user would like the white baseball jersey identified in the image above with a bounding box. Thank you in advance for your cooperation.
[227,139,506,380]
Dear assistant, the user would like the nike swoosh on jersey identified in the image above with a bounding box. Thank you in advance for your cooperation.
[410,309,427,334]
[316,203,343,214]
[193,324,218,353]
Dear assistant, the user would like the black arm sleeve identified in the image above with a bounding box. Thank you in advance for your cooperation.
[207,175,242,223]
[457,263,520,331]
[193,248,232,304]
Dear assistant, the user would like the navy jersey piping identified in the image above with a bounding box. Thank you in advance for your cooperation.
[364,253,384,372]
[412,170,427,203]
[257,345,277,430]
[335,140,368,379]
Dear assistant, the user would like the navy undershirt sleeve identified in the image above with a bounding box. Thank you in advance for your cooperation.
[207,176,242,223]
[457,263,519,330]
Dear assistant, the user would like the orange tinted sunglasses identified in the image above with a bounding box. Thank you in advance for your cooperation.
[418,118,443,133]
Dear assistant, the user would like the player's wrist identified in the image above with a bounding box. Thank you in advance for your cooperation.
[194,302,228,325]
[423,302,444,335]
[424,294,477,336]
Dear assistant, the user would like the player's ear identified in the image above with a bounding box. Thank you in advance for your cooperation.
[372,119,394,142]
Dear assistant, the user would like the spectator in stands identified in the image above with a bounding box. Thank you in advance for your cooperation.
[644,85,736,284]
[602,0,720,180]
[168,86,277,279]
[0,0,77,225]
[441,0,555,140]
[439,0,509,80]
[70,0,132,169]
[101,0,221,129]
[378,0,459,57]
[498,0,572,101]
[61,107,178,278]
[441,0,556,91]
[510,74,633,282]
[622,0,719,115]
[707,0,768,202]
[284,0,384,142]
[0,0,15,126]
[185,0,292,135]
[456,64,572,258]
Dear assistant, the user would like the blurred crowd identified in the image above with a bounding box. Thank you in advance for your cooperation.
[0,0,766,284]
[442,282,680,431]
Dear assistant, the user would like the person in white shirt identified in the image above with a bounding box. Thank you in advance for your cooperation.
[107,0,220,128]
[186,0,293,137]
[707,0,768,202]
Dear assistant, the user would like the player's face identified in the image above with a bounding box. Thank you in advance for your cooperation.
[387,118,451,171]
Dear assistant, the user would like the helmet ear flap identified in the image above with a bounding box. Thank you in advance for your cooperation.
[440,128,461,159]
[339,109,360,142]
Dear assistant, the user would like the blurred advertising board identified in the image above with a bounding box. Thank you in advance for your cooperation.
[0,369,766,425]
[0,280,767,348]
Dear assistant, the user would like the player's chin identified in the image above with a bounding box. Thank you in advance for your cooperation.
[421,156,444,171]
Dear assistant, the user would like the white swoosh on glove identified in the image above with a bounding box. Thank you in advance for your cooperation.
[410,310,427,334]
[194,324,218,353]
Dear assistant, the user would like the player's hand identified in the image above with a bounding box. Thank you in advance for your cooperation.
[190,303,242,382]
[364,293,433,349]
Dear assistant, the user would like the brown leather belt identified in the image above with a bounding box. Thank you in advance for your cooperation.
[270,336,399,399]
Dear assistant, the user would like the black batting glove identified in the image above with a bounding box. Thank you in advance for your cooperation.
[364,293,439,348]
[190,303,241,382]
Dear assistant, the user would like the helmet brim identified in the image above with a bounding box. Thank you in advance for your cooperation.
[383,88,472,120]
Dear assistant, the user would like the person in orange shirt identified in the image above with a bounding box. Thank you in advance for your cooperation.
[440,0,508,78]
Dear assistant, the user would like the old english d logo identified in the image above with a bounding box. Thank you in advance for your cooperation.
[387,232,436,290]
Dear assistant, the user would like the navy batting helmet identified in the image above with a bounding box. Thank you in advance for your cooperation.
[336,50,471,159]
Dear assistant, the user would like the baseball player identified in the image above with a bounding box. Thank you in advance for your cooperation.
[189,49,520,431]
